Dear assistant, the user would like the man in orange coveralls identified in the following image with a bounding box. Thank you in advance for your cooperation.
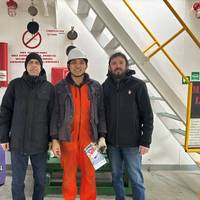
[51,47,107,200]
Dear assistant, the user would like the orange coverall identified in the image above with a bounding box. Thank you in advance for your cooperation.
[60,83,96,200]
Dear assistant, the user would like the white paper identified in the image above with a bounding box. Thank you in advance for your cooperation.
[84,143,107,170]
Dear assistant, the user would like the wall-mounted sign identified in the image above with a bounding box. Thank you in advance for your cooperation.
[182,72,200,84]
[22,31,42,49]
[186,82,200,151]
[191,72,200,81]
[8,28,66,74]
[10,51,59,64]
[46,29,65,37]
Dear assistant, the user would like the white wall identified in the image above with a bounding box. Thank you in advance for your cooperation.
[0,0,197,166]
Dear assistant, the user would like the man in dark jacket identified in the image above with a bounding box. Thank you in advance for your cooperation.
[51,48,107,199]
[0,52,54,200]
[103,52,153,200]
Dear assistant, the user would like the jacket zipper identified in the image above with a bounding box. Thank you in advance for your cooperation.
[23,88,35,154]
[78,88,82,141]
[23,97,29,154]
[116,81,120,146]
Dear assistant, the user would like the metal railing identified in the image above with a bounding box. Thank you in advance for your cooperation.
[123,0,200,153]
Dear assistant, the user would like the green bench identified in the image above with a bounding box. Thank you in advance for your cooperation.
[45,154,132,196]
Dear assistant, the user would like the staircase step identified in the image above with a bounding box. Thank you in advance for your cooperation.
[157,112,181,121]
[188,153,200,167]
[77,0,90,15]
[104,38,120,55]
[104,38,120,49]
[150,96,163,101]
[143,79,149,83]
[91,16,105,33]
[128,59,135,66]
[170,129,185,136]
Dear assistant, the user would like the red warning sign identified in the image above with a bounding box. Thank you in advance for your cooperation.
[22,31,42,49]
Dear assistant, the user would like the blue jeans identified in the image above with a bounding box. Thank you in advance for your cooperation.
[11,151,47,200]
[108,145,145,200]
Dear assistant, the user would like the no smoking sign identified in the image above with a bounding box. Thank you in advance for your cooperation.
[22,31,42,49]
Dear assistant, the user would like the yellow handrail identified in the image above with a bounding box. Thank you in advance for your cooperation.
[122,0,200,152]
[122,0,189,83]
[123,0,158,43]
[148,28,185,58]
[143,41,157,54]
[163,0,200,48]
[185,82,192,152]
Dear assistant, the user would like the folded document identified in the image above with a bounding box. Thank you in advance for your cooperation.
[84,143,107,170]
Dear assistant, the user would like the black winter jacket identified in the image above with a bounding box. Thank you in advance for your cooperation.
[0,70,54,154]
[102,70,153,148]
[50,73,107,142]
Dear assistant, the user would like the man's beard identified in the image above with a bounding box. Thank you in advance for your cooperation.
[113,68,127,79]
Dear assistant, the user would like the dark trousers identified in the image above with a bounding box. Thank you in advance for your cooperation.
[11,151,47,200]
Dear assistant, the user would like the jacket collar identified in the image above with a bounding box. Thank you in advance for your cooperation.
[107,69,135,84]
[22,69,47,88]
[65,72,91,87]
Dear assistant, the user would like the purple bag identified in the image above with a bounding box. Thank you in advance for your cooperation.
[0,145,6,186]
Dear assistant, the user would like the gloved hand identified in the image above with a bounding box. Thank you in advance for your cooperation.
[97,137,107,153]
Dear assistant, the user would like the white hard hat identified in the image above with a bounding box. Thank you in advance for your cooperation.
[67,48,88,64]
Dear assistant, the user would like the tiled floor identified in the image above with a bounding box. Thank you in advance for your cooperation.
[0,170,200,200]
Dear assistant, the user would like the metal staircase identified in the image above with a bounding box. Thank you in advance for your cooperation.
[65,0,200,165]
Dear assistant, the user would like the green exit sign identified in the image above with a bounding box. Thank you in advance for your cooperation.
[182,72,200,84]
[191,72,200,81]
